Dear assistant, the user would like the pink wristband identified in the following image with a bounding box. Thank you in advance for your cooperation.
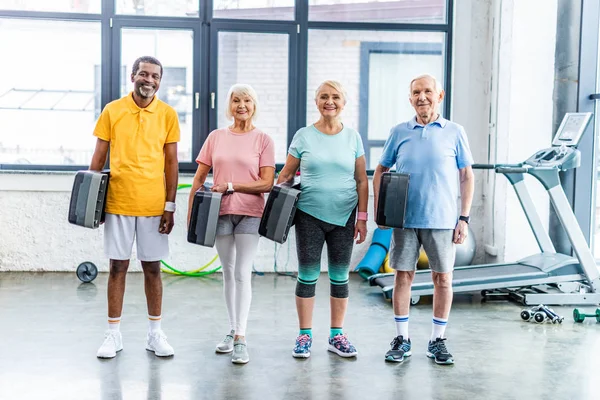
[357,212,368,221]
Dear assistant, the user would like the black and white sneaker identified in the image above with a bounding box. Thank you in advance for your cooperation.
[384,335,412,363]
[426,338,454,365]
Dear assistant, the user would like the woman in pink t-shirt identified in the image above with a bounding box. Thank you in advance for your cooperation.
[188,84,275,364]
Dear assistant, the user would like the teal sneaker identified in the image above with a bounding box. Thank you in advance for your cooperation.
[427,338,454,365]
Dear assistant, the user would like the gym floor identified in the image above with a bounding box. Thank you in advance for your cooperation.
[0,272,598,400]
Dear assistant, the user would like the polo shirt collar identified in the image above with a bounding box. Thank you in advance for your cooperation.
[126,91,158,114]
[408,115,448,129]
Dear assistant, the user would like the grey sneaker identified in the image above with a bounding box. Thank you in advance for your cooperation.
[232,341,249,364]
[216,330,235,353]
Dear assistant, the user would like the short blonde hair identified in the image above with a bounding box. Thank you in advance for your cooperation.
[225,83,259,121]
[409,74,443,95]
[315,80,347,104]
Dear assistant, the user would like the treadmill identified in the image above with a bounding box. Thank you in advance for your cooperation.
[368,112,600,305]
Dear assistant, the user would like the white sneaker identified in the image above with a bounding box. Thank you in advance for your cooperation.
[97,330,123,359]
[146,330,174,357]
[216,331,235,353]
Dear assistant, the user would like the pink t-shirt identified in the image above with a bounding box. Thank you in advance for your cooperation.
[196,127,276,217]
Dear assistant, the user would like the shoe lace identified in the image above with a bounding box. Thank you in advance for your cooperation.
[390,336,403,350]
[334,334,350,347]
[223,335,234,343]
[153,331,169,345]
[234,343,246,353]
[296,334,311,348]
[434,338,449,354]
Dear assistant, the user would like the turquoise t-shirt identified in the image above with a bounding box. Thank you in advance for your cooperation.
[288,124,365,226]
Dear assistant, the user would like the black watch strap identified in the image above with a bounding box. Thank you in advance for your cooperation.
[459,215,470,224]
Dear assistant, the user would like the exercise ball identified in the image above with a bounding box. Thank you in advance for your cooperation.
[382,254,394,273]
[417,249,429,270]
[454,226,476,267]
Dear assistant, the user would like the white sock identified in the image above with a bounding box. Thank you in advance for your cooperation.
[148,315,161,333]
[394,315,409,338]
[431,316,448,341]
[108,316,121,331]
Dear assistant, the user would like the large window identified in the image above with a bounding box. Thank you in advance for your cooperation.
[0,0,101,13]
[0,0,452,170]
[213,0,295,20]
[116,0,199,17]
[309,0,447,24]
[0,18,101,165]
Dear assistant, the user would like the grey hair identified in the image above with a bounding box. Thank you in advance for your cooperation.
[225,83,259,121]
[315,80,348,104]
[409,74,443,95]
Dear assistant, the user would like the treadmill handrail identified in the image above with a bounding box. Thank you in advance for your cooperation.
[473,163,521,169]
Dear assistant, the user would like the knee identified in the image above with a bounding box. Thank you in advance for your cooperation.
[296,281,317,298]
[296,264,320,297]
[394,271,414,287]
[432,272,453,289]
[330,283,349,298]
[141,262,161,278]
[110,260,129,275]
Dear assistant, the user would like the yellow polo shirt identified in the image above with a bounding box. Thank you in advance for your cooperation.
[93,93,180,216]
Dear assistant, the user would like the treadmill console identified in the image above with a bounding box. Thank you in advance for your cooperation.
[524,112,592,171]
[552,112,592,147]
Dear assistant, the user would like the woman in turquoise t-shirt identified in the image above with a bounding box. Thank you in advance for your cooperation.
[277,80,369,359]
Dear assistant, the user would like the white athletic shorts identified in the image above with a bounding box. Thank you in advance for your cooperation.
[103,213,169,262]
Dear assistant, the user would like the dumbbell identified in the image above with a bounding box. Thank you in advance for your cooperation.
[572,308,600,323]
[520,304,564,324]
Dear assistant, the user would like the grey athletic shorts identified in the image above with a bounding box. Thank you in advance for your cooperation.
[216,214,261,236]
[390,228,455,273]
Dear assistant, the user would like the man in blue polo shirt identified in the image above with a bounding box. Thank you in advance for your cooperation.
[373,74,474,365]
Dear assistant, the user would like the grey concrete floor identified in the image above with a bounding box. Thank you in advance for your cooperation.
[0,271,599,400]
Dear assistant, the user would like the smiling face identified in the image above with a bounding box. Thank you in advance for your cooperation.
[229,93,255,123]
[315,84,345,118]
[409,76,444,123]
[131,62,161,99]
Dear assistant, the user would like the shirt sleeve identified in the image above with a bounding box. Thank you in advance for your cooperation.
[456,127,474,169]
[378,127,398,168]
[165,108,181,144]
[355,130,365,158]
[196,131,215,166]
[288,129,303,159]
[93,107,111,142]
[259,134,276,168]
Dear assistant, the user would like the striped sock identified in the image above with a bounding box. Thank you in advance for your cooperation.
[431,316,448,341]
[394,314,409,338]
[330,327,343,338]
[299,328,313,338]
[148,315,162,333]
[108,316,121,331]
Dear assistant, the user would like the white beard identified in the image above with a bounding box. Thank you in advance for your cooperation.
[138,85,156,98]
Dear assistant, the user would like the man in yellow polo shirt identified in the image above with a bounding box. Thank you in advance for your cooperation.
[89,56,179,359]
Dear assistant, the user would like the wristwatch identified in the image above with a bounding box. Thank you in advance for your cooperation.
[226,182,234,194]
[459,215,470,224]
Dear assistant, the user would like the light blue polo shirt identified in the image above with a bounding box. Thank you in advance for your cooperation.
[379,116,473,229]
[289,124,365,226]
